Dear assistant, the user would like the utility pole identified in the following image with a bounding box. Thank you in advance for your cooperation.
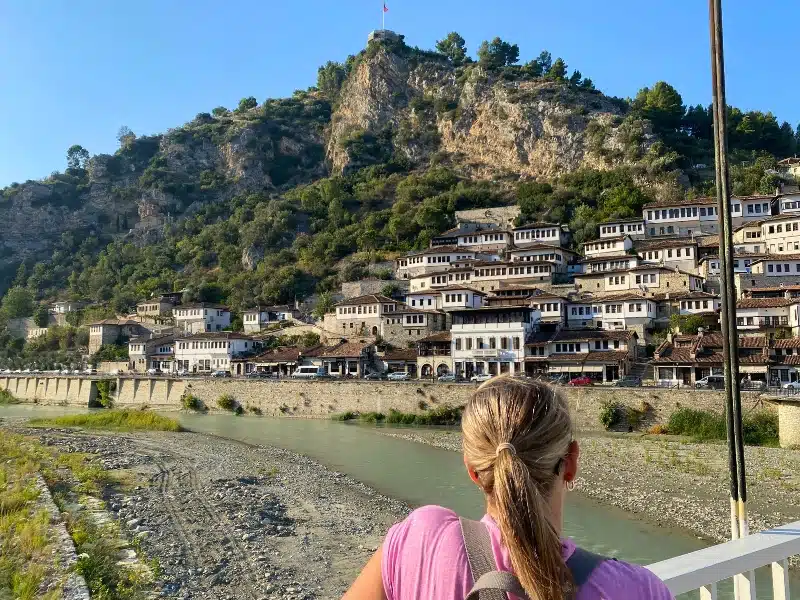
[708,1,749,597]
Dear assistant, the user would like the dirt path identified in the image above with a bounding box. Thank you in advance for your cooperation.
[18,428,407,600]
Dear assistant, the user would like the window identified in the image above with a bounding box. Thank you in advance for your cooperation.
[700,207,707,216]
[455,338,462,351]
[513,337,521,350]
[466,338,473,350]
[489,338,496,350]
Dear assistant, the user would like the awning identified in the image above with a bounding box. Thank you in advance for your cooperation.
[740,365,768,374]
[549,366,583,373]
[580,365,604,373]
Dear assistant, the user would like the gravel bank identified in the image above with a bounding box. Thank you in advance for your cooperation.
[378,429,800,545]
[12,426,407,600]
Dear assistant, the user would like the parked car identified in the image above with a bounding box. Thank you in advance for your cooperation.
[741,379,766,391]
[292,366,328,379]
[83,368,97,375]
[71,369,81,375]
[387,371,411,381]
[781,381,800,392]
[695,375,725,390]
[211,370,231,378]
[146,368,161,376]
[60,369,70,375]
[109,369,121,376]
[363,371,387,380]
[470,373,492,383]
[568,376,594,387]
[613,376,641,388]
[437,373,458,382]
[547,374,569,385]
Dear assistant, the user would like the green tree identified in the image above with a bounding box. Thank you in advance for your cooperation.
[546,58,568,81]
[632,82,686,132]
[534,50,552,73]
[212,106,229,117]
[1,287,35,319]
[33,305,49,328]
[435,32,467,65]
[66,144,90,171]
[116,126,136,149]
[516,182,554,222]
[477,37,519,69]
[236,96,258,113]
[313,292,335,319]
[317,61,347,100]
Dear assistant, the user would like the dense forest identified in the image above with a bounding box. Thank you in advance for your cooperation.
[0,31,797,357]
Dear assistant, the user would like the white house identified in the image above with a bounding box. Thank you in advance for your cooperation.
[575,266,704,295]
[582,235,633,258]
[174,332,256,375]
[525,329,637,382]
[751,256,800,277]
[760,215,800,254]
[733,222,765,254]
[594,295,657,332]
[643,198,719,236]
[471,261,555,288]
[506,244,578,274]
[173,303,231,333]
[527,293,567,324]
[128,333,176,372]
[634,239,698,273]
[242,305,299,333]
[331,294,401,337]
[406,291,441,310]
[450,306,541,378]
[438,286,486,310]
[512,223,569,247]
[579,254,640,274]
[735,298,800,334]
[598,219,646,239]
[395,247,488,279]
[778,192,800,214]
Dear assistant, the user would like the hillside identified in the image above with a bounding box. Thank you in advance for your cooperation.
[0,31,796,321]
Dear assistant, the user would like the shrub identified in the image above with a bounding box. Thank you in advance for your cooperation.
[742,411,779,447]
[181,393,204,412]
[647,424,668,435]
[667,408,726,441]
[247,405,263,415]
[360,411,386,423]
[626,406,644,430]
[599,400,620,430]
[417,400,428,411]
[0,389,19,404]
[332,411,357,421]
[217,393,237,412]
[28,410,181,431]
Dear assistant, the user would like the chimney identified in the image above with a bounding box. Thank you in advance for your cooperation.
[666,331,673,344]
[697,327,705,339]
[786,289,792,300]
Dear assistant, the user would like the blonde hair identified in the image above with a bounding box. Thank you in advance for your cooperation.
[462,375,574,600]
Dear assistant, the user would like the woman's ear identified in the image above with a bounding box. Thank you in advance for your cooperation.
[563,440,580,483]
[464,453,481,487]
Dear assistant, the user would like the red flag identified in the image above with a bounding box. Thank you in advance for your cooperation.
[383,2,389,12]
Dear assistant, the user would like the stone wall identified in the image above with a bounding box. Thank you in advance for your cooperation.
[2,374,773,434]
[341,279,409,299]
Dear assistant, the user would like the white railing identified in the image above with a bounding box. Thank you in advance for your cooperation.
[647,521,800,599]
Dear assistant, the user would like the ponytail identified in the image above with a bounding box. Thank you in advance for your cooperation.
[493,451,573,599]
[462,376,574,600]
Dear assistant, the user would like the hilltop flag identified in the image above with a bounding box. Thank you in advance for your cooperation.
[383,2,388,12]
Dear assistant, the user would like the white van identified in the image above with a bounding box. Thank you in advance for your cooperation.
[291,366,328,379]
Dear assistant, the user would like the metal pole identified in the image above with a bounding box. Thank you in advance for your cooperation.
[709,0,749,548]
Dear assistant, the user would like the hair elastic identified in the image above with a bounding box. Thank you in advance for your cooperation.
[495,442,517,457]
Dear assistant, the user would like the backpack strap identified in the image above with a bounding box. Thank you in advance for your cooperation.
[460,517,526,600]
[459,517,610,599]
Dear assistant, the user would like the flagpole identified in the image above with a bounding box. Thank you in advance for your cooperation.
[382,2,385,30]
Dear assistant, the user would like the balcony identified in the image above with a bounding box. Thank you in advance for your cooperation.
[418,348,451,357]
[737,317,789,329]
[648,520,799,599]
[474,349,499,358]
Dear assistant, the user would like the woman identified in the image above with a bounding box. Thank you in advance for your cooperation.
[343,376,673,599]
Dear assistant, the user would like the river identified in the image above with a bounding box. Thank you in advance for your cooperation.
[1,404,795,598]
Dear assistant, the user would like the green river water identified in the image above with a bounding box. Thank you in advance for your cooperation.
[1,404,796,598]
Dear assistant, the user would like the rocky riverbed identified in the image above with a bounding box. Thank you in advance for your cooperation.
[10,426,407,600]
[378,429,800,545]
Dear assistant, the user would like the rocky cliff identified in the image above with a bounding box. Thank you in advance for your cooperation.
[0,34,656,290]
[327,42,652,179]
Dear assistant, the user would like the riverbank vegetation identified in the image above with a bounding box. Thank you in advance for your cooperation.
[333,404,462,426]
[665,408,779,446]
[0,432,61,600]
[29,409,182,432]
[0,389,19,404]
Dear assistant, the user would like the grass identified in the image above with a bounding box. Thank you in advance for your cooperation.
[0,432,59,600]
[666,408,779,447]
[0,389,19,405]
[333,404,463,426]
[29,409,182,432]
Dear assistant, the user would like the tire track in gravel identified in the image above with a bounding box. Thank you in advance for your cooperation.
[137,440,263,600]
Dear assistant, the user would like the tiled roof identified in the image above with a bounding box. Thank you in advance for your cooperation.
[417,331,452,343]
[90,319,141,326]
[750,254,800,263]
[335,294,397,306]
[512,222,562,230]
[583,351,630,362]
[382,349,418,361]
[696,235,720,247]
[599,218,645,225]
[738,354,770,365]
[248,347,302,363]
[176,303,229,310]
[320,341,373,358]
[774,355,800,365]
[176,332,254,341]
[737,298,797,309]
[745,284,800,293]
[509,243,578,254]
[739,336,767,348]
[643,196,717,209]
[775,338,800,348]
[579,252,635,263]
[552,329,634,342]
[427,285,487,294]
[634,238,698,251]
[582,235,630,245]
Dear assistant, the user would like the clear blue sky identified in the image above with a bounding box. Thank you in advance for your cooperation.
[0,0,796,187]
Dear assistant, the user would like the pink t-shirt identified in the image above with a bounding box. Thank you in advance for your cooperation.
[381,505,674,600]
